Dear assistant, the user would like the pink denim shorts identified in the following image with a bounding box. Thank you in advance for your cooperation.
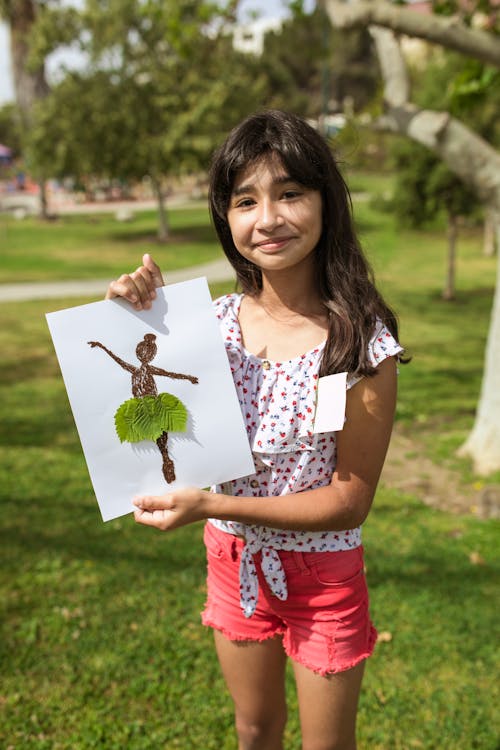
[201,522,377,676]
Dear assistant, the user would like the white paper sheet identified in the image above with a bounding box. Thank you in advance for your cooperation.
[46,278,255,521]
[313,372,347,434]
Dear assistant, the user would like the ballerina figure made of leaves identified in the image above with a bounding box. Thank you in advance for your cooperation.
[88,333,198,483]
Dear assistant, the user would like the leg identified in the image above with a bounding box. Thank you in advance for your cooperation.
[156,431,175,482]
[213,630,288,750]
[292,660,365,750]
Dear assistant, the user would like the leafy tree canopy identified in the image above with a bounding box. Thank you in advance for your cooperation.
[28,1,266,186]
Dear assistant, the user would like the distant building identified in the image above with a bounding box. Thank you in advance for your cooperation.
[232,17,282,56]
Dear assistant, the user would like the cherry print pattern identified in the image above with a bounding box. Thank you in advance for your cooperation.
[210,294,403,617]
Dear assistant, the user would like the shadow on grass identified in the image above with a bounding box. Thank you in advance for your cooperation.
[369,544,498,600]
[366,498,499,607]
[0,507,206,573]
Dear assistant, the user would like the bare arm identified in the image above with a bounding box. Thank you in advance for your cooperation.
[133,357,397,531]
[105,253,165,310]
[87,341,136,374]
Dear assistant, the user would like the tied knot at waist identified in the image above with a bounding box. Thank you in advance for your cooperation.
[239,537,288,618]
[208,521,362,618]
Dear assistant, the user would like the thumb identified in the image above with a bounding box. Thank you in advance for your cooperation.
[143,253,165,288]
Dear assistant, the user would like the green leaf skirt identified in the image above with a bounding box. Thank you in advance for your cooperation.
[114,393,188,443]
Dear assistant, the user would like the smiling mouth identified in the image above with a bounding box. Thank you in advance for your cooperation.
[254,236,295,250]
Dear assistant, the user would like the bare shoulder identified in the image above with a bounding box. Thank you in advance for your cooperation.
[347,357,398,418]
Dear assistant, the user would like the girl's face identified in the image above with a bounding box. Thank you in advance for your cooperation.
[226,155,323,276]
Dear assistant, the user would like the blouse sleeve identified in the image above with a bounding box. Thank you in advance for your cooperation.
[347,321,404,390]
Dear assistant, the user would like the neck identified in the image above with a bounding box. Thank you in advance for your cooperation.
[257,267,323,317]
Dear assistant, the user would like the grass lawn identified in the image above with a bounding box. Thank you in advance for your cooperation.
[1,188,499,748]
[0,202,221,283]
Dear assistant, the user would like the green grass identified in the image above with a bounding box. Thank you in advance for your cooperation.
[1,190,499,748]
[0,203,222,283]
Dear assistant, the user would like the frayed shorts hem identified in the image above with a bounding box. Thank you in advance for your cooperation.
[201,614,377,676]
[201,612,286,645]
[202,523,378,676]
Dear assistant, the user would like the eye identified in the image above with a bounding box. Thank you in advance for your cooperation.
[234,197,255,209]
[282,189,302,200]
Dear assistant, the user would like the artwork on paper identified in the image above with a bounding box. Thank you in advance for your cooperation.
[46,277,255,522]
[88,333,198,483]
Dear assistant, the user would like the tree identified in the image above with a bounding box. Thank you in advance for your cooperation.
[29,0,266,240]
[0,0,80,216]
[0,102,22,155]
[259,3,378,119]
[393,140,479,300]
[0,0,49,119]
[322,0,500,474]
[0,0,50,214]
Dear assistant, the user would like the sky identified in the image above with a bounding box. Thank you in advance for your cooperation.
[0,0,314,105]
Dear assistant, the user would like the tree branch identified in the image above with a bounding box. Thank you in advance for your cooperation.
[369,25,409,107]
[345,19,500,209]
[322,0,500,67]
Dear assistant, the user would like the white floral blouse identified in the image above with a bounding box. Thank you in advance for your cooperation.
[209,293,403,617]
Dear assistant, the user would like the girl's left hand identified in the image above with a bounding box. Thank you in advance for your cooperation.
[133,487,207,531]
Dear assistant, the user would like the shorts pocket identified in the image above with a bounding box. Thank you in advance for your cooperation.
[307,548,364,587]
[203,522,228,561]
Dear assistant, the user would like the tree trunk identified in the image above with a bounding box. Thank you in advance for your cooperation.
[150,174,170,241]
[483,210,497,257]
[458,217,500,473]
[9,1,49,119]
[7,0,50,219]
[38,178,49,220]
[442,213,458,301]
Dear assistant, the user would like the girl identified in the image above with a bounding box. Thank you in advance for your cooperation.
[106,110,404,750]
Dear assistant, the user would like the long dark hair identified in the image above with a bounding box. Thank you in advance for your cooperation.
[209,109,402,377]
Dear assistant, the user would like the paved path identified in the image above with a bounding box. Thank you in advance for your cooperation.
[0,257,235,303]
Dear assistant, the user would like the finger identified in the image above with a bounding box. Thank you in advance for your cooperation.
[134,507,171,529]
[129,267,158,309]
[105,274,141,303]
[143,253,165,288]
[133,494,172,511]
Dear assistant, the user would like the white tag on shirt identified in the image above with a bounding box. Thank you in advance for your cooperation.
[313,372,347,433]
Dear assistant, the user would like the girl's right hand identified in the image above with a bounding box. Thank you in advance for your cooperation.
[105,253,165,310]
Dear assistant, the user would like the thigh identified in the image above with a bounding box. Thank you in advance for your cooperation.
[213,630,288,725]
[293,659,365,750]
[279,548,376,677]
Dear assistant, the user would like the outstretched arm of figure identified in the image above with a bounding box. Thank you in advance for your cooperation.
[87,341,136,374]
[148,367,198,385]
[105,253,165,310]
[133,357,398,532]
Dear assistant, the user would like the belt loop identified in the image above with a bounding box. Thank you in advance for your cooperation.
[292,551,311,575]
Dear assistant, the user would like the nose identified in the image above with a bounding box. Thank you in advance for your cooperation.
[255,199,284,231]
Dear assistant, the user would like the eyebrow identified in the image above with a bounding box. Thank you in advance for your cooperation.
[231,174,295,197]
